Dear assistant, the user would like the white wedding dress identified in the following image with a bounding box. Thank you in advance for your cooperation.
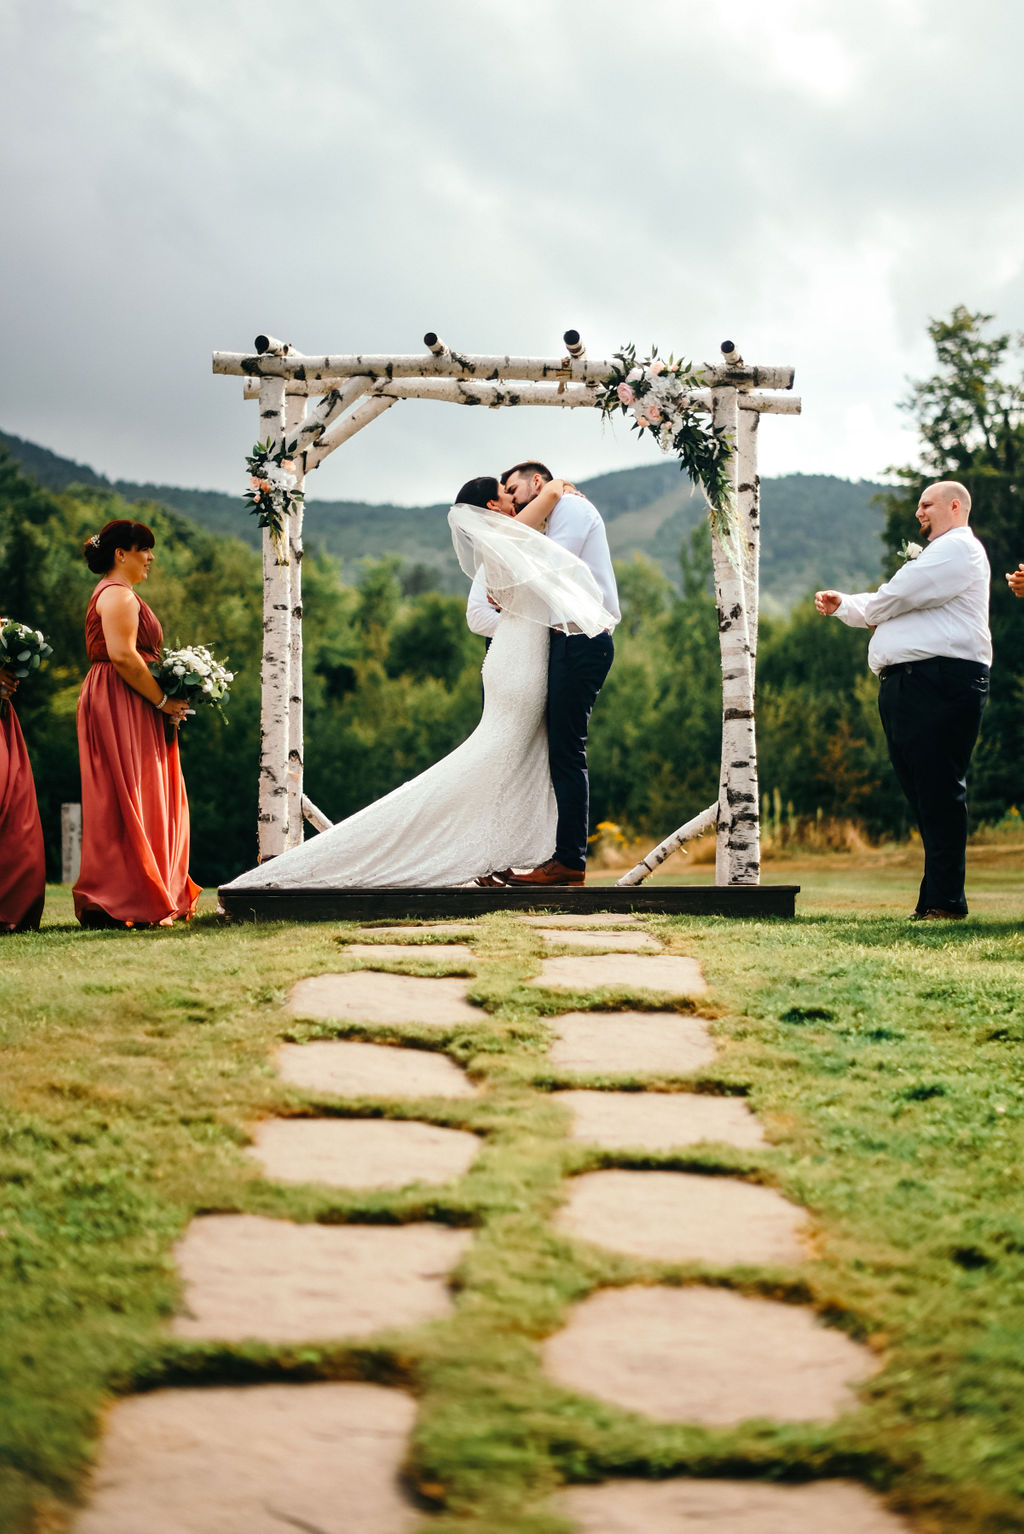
[221,505,614,892]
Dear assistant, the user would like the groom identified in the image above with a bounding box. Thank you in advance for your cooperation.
[499,461,620,886]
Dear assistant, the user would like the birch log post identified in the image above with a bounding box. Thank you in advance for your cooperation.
[257,374,291,861]
[285,393,306,850]
[709,384,760,885]
[737,405,761,660]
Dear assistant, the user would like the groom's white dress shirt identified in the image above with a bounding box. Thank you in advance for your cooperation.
[546,493,620,627]
[834,526,991,673]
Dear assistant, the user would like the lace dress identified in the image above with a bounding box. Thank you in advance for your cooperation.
[221,504,614,893]
[223,615,555,889]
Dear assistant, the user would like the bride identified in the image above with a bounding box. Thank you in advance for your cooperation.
[220,475,615,892]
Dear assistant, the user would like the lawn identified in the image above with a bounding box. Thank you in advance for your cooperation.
[1,855,1023,1532]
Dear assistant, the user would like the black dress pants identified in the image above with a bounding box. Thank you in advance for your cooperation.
[877,657,989,915]
[547,630,615,870]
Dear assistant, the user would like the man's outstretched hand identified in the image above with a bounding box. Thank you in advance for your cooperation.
[815,590,841,616]
[1006,563,1024,598]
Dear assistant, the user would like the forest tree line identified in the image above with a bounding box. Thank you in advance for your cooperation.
[3,307,1022,888]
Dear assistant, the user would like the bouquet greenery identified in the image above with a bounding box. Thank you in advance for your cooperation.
[244,439,303,564]
[0,618,53,717]
[149,644,234,739]
[596,343,732,530]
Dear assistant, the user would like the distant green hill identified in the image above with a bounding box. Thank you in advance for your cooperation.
[0,428,888,610]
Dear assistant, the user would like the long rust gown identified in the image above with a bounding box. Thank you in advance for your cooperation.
[0,700,46,932]
[73,580,201,926]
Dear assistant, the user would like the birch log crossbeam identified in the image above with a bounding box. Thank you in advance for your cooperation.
[214,351,795,391]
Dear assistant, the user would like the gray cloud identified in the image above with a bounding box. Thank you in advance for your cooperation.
[2,0,1022,506]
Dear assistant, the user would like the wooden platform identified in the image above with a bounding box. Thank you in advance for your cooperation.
[217,883,801,923]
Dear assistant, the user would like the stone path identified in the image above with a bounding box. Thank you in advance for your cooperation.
[73,913,910,1533]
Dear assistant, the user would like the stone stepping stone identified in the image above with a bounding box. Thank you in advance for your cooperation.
[359,923,477,937]
[171,1215,471,1342]
[289,973,481,1028]
[247,1118,480,1190]
[531,954,707,996]
[519,912,639,927]
[553,1091,765,1150]
[556,1170,806,1266]
[548,1012,717,1076]
[340,943,477,964]
[72,1382,417,1534]
[534,928,660,952]
[543,1285,878,1424]
[275,1040,477,1098]
[555,1477,911,1533]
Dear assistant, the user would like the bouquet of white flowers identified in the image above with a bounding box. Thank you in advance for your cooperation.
[149,644,234,738]
[0,617,53,717]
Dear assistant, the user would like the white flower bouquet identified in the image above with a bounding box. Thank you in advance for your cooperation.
[150,644,234,732]
[0,617,53,716]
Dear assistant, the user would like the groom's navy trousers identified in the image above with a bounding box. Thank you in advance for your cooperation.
[877,655,989,915]
[547,630,615,870]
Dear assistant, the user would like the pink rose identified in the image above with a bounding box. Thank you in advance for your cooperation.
[649,360,666,375]
[646,401,663,422]
[617,383,635,406]
[634,407,651,427]
[626,367,642,383]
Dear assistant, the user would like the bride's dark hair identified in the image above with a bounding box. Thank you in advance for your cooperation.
[455,476,499,509]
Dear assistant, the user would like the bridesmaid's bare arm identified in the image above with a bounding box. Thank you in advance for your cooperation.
[96,587,188,720]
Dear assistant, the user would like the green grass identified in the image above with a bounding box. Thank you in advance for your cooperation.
[2,867,1024,1532]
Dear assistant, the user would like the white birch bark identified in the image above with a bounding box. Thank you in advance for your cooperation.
[737,407,761,662]
[616,802,718,886]
[288,376,372,464]
[257,375,291,862]
[710,386,759,885]
[301,795,334,832]
[285,394,306,851]
[303,395,399,472]
[213,349,795,392]
[241,376,802,413]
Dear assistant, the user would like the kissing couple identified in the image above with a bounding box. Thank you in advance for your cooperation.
[223,461,620,894]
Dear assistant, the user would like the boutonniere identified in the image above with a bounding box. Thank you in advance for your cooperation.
[900,540,924,562]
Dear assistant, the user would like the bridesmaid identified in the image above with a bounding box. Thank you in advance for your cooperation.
[73,520,201,927]
[0,662,46,932]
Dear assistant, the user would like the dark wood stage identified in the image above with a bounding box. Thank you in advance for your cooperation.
[217,883,801,923]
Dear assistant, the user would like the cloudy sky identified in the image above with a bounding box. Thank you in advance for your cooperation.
[2,0,1023,507]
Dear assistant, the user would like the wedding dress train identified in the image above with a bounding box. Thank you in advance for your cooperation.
[222,615,555,890]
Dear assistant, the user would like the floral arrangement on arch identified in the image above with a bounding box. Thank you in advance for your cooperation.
[244,439,304,564]
[596,345,732,529]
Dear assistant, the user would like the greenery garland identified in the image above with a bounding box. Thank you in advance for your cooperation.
[243,440,304,564]
[596,344,733,534]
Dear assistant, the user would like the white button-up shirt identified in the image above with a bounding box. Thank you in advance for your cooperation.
[546,492,620,627]
[834,525,991,673]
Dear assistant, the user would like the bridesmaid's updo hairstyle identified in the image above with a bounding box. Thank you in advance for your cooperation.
[82,519,155,575]
[455,476,500,509]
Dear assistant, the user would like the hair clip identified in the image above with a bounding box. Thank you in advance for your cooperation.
[89,534,101,547]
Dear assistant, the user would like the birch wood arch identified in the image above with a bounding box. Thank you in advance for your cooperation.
[212,332,800,886]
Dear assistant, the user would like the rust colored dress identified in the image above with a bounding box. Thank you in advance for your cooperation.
[0,701,46,932]
[73,580,201,926]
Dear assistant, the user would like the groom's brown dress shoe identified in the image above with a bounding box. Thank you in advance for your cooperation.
[503,859,585,886]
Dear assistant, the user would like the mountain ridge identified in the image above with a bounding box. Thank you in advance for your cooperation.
[0,428,890,611]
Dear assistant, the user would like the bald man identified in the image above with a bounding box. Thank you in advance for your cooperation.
[816,481,991,920]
